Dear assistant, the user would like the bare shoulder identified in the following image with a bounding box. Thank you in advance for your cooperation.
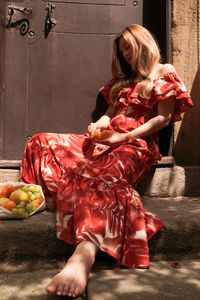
[151,63,177,80]
[158,63,177,77]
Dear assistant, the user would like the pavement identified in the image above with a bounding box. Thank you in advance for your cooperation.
[89,259,200,300]
[0,196,200,300]
[0,260,200,300]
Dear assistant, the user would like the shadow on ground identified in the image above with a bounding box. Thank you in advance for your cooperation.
[88,260,200,300]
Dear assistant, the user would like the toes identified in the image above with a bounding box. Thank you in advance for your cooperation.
[74,284,84,298]
[62,284,70,296]
[56,283,66,296]
[46,282,57,294]
[46,286,56,295]
[67,281,76,297]
[46,280,84,298]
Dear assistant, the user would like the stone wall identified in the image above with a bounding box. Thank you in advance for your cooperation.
[172,0,200,165]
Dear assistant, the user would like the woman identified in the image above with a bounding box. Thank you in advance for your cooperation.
[20,24,193,297]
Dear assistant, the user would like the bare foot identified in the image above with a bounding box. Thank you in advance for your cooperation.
[46,241,98,297]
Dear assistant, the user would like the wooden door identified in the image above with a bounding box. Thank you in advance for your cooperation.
[1,0,143,160]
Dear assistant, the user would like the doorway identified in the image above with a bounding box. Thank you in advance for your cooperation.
[0,0,172,161]
[143,0,173,157]
[0,0,143,160]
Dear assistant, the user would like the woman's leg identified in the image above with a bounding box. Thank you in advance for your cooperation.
[46,241,99,297]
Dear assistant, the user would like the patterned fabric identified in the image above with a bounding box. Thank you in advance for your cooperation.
[20,72,193,268]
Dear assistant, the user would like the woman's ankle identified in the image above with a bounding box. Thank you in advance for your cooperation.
[71,241,99,264]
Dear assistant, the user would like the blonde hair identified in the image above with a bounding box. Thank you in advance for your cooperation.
[110,24,161,102]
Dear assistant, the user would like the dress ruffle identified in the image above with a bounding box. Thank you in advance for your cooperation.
[99,80,114,104]
[151,72,193,122]
[100,72,193,122]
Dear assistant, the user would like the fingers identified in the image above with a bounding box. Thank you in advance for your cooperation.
[87,123,108,136]
[87,123,97,136]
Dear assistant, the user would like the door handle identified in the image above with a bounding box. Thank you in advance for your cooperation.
[44,4,56,39]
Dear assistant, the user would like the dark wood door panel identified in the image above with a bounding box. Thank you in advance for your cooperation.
[0,1,5,159]
[43,2,142,34]
[27,34,113,135]
[43,1,125,5]
[3,31,28,159]
[2,0,143,159]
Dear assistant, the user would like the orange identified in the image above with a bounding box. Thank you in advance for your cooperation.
[0,198,9,205]
[93,130,101,139]
[0,185,15,198]
[0,198,16,211]
[30,198,43,208]
[93,130,110,140]
[100,130,110,139]
[35,197,43,205]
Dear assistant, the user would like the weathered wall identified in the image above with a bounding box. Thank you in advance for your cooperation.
[172,0,200,165]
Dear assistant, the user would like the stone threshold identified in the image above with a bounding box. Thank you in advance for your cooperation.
[0,157,175,168]
[0,159,199,197]
[1,196,200,265]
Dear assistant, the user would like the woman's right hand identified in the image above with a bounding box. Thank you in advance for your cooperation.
[87,115,111,137]
[87,122,100,136]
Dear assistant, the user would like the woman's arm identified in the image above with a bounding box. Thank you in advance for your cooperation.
[95,96,175,145]
[126,95,175,140]
[87,104,117,135]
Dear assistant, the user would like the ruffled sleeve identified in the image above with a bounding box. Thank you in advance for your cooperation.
[151,72,194,122]
[99,80,115,105]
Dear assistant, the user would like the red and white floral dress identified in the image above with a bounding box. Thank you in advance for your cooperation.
[20,73,193,268]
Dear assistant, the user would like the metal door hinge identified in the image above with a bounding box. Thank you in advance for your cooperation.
[5,5,32,36]
[7,5,32,15]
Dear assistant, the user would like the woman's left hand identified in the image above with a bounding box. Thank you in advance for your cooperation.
[93,130,129,146]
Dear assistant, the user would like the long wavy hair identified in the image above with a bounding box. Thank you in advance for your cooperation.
[110,24,161,102]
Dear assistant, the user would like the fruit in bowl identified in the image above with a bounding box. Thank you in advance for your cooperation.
[0,184,44,218]
[0,184,15,198]
[0,198,16,211]
[10,190,29,204]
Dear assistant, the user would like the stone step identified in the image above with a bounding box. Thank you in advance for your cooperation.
[0,259,199,300]
[137,165,200,197]
[1,197,200,269]
[0,161,200,197]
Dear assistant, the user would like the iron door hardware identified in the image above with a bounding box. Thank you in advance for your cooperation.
[44,4,57,39]
[7,5,32,15]
[5,5,32,36]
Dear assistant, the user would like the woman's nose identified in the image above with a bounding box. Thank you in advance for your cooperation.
[123,50,129,57]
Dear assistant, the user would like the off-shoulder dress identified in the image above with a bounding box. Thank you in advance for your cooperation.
[20,73,193,268]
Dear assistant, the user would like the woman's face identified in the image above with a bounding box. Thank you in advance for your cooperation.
[119,36,133,66]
